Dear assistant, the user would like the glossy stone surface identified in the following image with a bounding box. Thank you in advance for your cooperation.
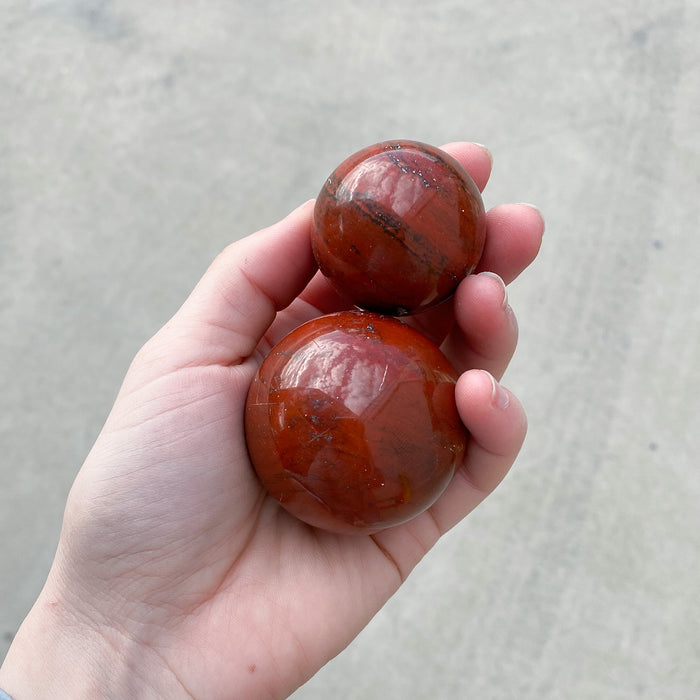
[312,140,486,316]
[245,310,467,534]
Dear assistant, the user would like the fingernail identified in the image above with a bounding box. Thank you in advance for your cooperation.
[473,143,493,165]
[478,271,509,310]
[487,372,510,410]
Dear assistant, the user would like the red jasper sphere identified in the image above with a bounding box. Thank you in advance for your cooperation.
[312,140,487,316]
[245,310,467,534]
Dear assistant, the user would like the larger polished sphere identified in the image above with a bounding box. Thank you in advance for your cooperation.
[245,310,467,534]
[312,140,486,316]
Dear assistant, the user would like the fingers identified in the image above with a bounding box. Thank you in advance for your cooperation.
[440,147,544,289]
[477,203,544,284]
[440,141,493,192]
[428,369,527,534]
[437,202,543,375]
[137,200,318,371]
[441,271,518,379]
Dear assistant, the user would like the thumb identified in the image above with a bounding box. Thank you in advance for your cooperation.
[136,200,318,373]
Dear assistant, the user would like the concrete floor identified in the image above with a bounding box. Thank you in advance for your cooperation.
[2,1,699,698]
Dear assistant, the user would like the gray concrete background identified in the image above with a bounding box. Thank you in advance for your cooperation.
[1,1,699,698]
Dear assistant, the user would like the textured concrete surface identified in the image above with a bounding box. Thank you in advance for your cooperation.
[2,1,699,698]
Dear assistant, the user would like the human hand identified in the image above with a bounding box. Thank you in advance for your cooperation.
[0,143,543,700]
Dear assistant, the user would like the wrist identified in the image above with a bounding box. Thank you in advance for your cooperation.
[0,586,184,700]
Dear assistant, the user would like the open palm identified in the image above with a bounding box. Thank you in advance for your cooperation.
[1,143,543,700]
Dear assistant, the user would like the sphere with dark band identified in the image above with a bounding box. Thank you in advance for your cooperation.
[245,310,467,534]
[312,140,486,316]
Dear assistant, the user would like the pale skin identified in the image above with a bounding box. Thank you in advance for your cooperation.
[0,143,544,699]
